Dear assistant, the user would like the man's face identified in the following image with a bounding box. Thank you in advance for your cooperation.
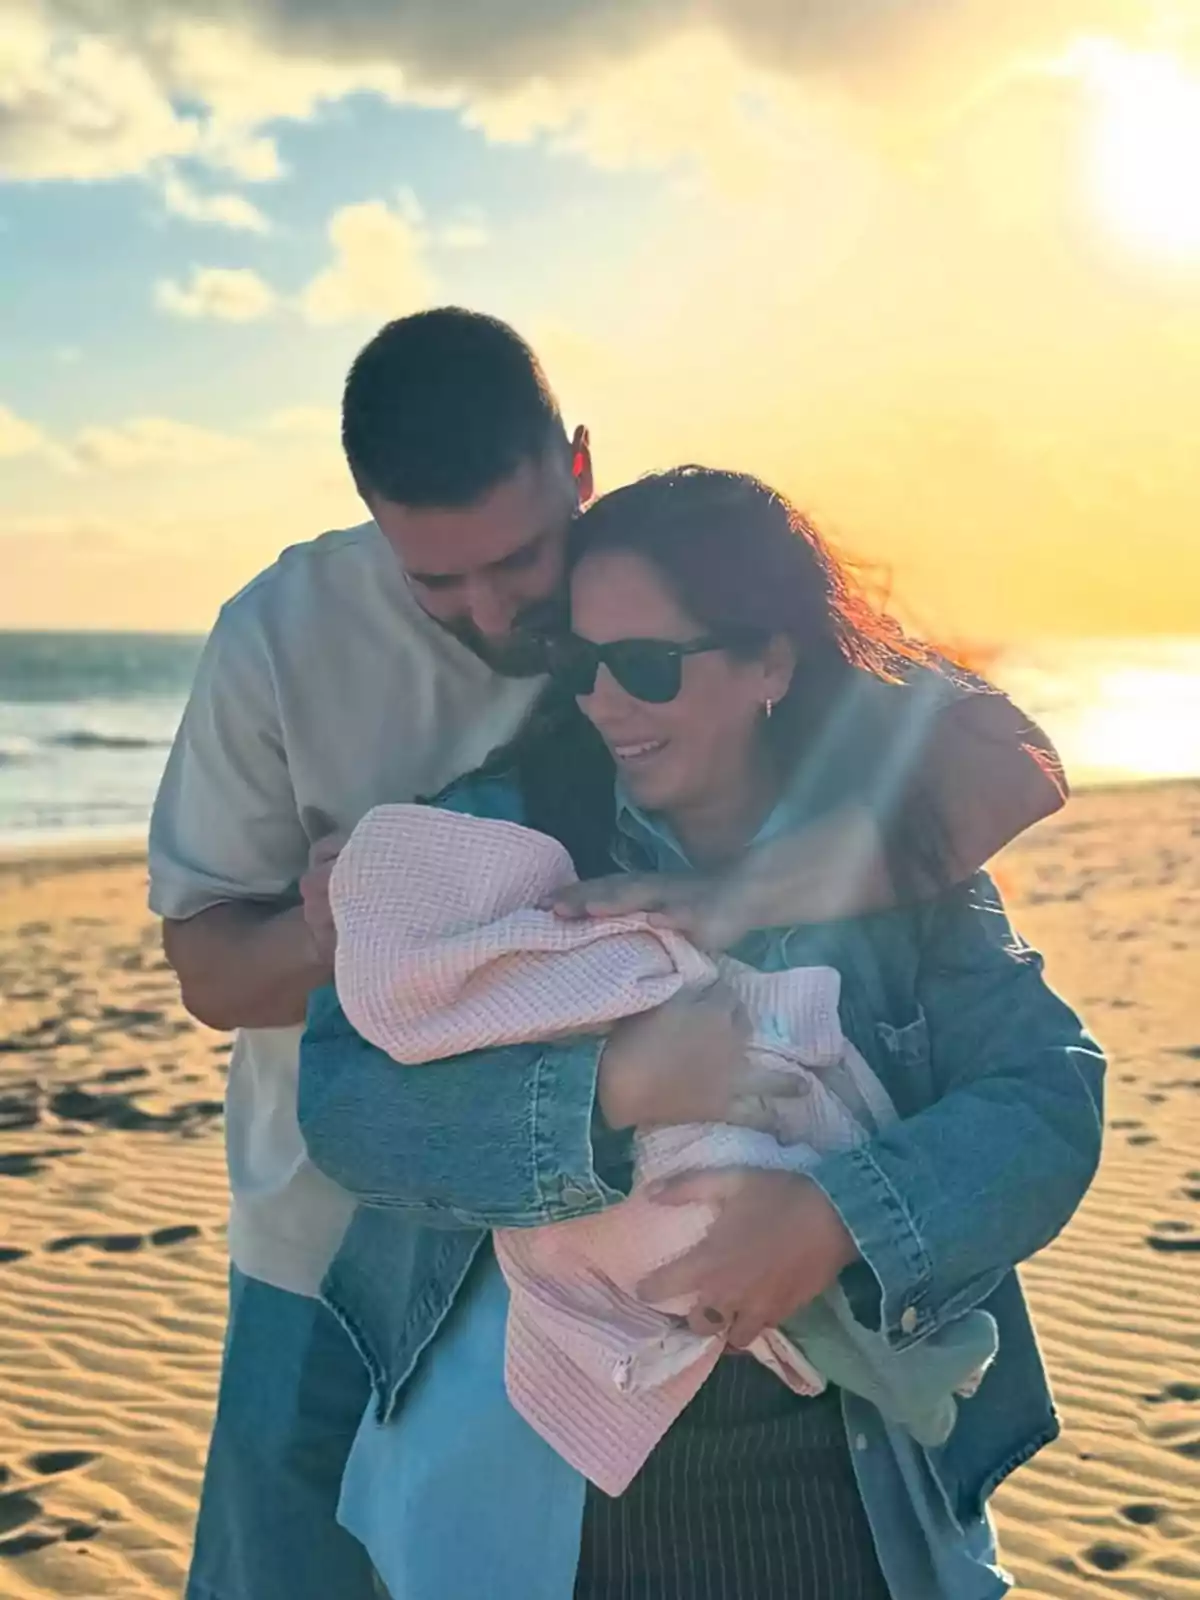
[370,447,580,677]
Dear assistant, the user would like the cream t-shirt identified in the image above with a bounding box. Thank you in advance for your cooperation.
[148,521,542,1297]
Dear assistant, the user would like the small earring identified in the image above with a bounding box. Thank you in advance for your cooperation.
[764,698,774,719]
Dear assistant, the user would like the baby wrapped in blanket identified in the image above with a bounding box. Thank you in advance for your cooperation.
[331,803,997,1496]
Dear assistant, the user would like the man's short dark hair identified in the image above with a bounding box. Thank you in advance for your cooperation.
[342,307,567,508]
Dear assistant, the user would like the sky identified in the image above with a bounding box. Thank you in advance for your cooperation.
[2,1,1199,639]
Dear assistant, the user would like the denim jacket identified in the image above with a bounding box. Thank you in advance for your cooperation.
[299,764,1104,1600]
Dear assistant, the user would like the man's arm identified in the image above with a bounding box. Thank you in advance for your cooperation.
[150,605,315,1029]
[162,902,328,1033]
[734,680,1066,925]
[550,676,1067,942]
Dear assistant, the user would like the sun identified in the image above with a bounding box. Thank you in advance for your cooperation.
[1073,40,1200,261]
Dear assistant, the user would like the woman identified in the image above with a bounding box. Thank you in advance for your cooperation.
[300,467,1104,1599]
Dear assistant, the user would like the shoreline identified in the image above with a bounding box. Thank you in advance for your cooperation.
[2,774,1198,876]
[0,837,148,877]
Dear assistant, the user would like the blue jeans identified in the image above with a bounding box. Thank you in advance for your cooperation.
[187,1268,378,1600]
[338,1247,586,1600]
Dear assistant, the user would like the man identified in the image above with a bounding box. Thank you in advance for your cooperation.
[151,307,1066,1600]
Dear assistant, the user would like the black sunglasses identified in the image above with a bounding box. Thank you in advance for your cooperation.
[548,632,746,704]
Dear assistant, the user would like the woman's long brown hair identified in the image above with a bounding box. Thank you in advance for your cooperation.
[458,466,963,885]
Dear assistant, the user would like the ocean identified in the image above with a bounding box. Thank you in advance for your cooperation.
[1,630,1198,849]
[0,632,204,847]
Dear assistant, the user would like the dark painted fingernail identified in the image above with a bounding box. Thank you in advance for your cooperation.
[701,1306,727,1327]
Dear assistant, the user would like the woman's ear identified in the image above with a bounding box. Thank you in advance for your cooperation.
[761,633,797,705]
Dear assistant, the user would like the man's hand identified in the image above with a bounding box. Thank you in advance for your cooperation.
[597,983,807,1134]
[545,804,892,943]
[299,832,347,966]
[547,872,754,952]
[636,1169,860,1347]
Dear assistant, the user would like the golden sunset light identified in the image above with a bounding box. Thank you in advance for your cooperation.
[0,8,1198,1600]
[1081,40,1200,260]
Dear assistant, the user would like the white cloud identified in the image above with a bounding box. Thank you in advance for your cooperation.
[152,195,441,331]
[0,7,200,181]
[0,512,140,556]
[159,169,271,232]
[73,416,253,470]
[11,2,1179,197]
[0,6,402,189]
[155,265,279,321]
[438,211,489,250]
[463,30,841,190]
[0,404,76,470]
[299,198,435,325]
[155,18,409,143]
[4,401,333,478]
[0,404,51,460]
[261,405,339,436]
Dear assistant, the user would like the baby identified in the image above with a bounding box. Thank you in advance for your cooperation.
[331,803,996,1495]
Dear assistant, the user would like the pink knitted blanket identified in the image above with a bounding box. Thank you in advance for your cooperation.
[331,804,897,1495]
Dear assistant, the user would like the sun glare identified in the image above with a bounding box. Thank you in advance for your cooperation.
[1071,41,1200,261]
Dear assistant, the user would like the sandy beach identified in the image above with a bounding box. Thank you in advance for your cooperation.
[0,784,1197,1599]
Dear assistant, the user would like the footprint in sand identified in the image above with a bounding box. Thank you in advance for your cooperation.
[0,1455,102,1561]
[1120,1503,1163,1527]
[150,1224,202,1246]
[49,1084,223,1135]
[0,1528,61,1558]
[1083,1542,1133,1573]
[0,1091,40,1133]
[1143,1392,1200,1459]
[26,1451,97,1477]
[1144,1380,1199,1405]
[44,1224,201,1256]
[97,1065,149,1086]
[0,1018,74,1055]
[0,1520,101,1559]
[0,1147,82,1178]
[1145,1222,1200,1253]
[0,1489,42,1538]
[45,1233,144,1255]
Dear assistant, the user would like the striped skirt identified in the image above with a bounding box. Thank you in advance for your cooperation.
[574,1356,892,1600]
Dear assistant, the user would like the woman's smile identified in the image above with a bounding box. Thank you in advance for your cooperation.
[608,737,668,766]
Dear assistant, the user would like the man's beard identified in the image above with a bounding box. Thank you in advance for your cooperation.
[441,592,569,678]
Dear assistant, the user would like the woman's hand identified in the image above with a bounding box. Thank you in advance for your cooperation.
[636,1169,860,1347]
[597,983,806,1135]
